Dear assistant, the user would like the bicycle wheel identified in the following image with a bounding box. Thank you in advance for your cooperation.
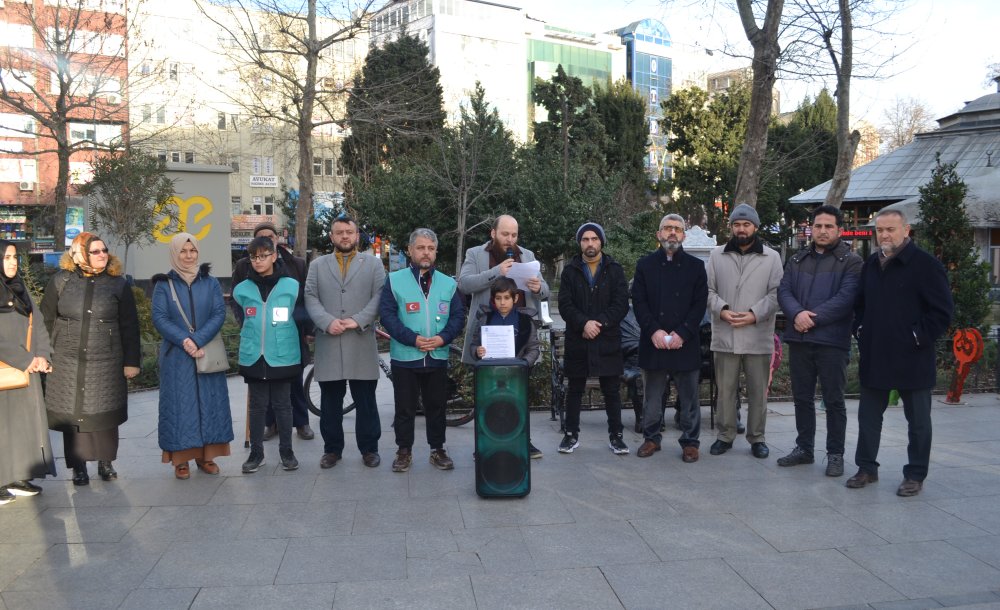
[303,365,357,416]
[444,395,474,427]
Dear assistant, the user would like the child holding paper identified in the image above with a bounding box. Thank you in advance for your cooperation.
[468,277,543,458]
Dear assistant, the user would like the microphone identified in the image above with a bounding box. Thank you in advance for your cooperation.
[506,248,514,260]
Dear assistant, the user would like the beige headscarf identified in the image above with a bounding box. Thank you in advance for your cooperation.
[169,232,200,285]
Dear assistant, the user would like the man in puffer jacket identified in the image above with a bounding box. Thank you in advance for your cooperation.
[776,205,862,477]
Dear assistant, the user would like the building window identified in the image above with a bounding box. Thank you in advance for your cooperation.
[142,104,151,122]
[324,158,334,176]
[140,61,151,76]
[313,158,322,175]
[170,151,181,162]
[184,152,194,164]
[168,63,178,81]
[156,107,166,124]
[229,155,240,172]
[217,112,226,130]
[231,195,241,215]
[991,229,1000,286]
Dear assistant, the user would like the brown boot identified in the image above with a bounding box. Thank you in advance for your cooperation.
[682,446,699,463]
[636,440,661,458]
[845,469,878,489]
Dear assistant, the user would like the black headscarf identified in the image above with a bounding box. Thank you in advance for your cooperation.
[0,240,32,317]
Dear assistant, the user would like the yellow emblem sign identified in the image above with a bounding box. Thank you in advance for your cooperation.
[153,196,213,243]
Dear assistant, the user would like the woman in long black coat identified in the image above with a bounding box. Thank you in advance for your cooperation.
[0,240,55,505]
[41,232,141,486]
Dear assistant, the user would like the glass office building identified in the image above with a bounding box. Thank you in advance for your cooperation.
[616,19,673,180]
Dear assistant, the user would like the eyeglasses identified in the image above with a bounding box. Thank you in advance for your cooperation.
[89,248,109,255]
[660,226,684,233]
[249,253,274,262]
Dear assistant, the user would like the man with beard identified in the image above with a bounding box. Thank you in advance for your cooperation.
[847,209,952,496]
[459,214,548,458]
[706,204,783,459]
[304,217,386,469]
[557,223,630,455]
[380,228,466,473]
[632,214,708,462]
[777,205,862,477]
[232,222,315,440]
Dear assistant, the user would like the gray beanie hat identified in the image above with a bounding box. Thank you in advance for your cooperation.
[729,203,760,227]
[576,222,606,246]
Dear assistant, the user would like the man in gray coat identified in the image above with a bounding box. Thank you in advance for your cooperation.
[458,214,548,458]
[707,203,783,459]
[305,217,386,469]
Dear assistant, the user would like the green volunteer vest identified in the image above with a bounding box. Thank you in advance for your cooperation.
[233,276,301,367]
[388,268,456,362]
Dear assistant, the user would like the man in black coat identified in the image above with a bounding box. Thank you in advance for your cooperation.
[232,222,315,440]
[632,214,708,462]
[848,209,953,497]
[776,205,862,477]
[557,222,630,455]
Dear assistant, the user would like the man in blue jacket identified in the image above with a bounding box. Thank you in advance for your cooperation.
[777,205,862,477]
[380,228,466,473]
[632,214,708,463]
[848,209,953,496]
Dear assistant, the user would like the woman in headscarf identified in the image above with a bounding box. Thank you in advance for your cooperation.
[0,240,55,505]
[41,232,141,486]
[151,233,233,479]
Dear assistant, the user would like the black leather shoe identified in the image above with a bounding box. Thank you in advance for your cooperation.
[846,469,878,489]
[709,440,733,455]
[751,442,769,459]
[297,425,315,440]
[72,467,89,486]
[97,461,117,481]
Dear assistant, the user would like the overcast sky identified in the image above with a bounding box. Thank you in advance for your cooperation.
[512,0,998,126]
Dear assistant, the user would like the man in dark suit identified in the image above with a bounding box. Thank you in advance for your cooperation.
[848,209,953,497]
[232,222,314,440]
[631,214,708,462]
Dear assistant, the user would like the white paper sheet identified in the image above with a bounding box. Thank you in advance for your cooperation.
[481,325,516,359]
[506,261,541,291]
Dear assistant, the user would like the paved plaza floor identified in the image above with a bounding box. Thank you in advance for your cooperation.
[2,374,1000,609]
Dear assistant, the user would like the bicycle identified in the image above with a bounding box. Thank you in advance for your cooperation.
[303,325,475,426]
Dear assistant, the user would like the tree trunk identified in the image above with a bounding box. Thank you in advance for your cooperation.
[293,0,319,259]
[823,0,859,209]
[733,0,784,209]
[455,190,467,272]
[53,121,70,250]
[561,97,569,192]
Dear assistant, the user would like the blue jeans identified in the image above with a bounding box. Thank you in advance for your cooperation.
[319,379,380,456]
[642,368,700,447]
[788,343,849,456]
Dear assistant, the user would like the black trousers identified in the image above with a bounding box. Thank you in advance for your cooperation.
[319,379,380,456]
[266,368,310,428]
[564,375,623,436]
[391,365,447,450]
[855,386,932,482]
[788,343,849,456]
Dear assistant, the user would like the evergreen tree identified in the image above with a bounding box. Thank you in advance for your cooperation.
[592,78,650,193]
[917,156,992,332]
[341,33,445,185]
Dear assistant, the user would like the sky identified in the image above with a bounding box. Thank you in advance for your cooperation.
[511,0,999,127]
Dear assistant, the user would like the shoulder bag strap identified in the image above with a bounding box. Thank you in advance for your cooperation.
[167,279,195,333]
[26,312,31,352]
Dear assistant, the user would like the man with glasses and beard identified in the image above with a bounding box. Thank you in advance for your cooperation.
[707,204,783,459]
[632,214,708,462]
[304,217,386,469]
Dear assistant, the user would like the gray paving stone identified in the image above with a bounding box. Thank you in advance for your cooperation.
[869,599,943,610]
[119,587,199,609]
[725,548,902,610]
[310,471,409,502]
[834,501,989,543]
[948,535,1000,570]
[457,489,574,528]
[472,566,623,609]
[734,506,889,552]
[352,496,463,534]
[276,534,405,584]
[406,466,477,498]
[930,496,1000,535]
[0,506,149,544]
[239,500,355,539]
[932,591,1000,607]
[630,513,777,560]
[555,477,677,522]
[25,480,112,509]
[190,583,338,609]
[929,441,1000,468]
[101,476,225,506]
[0,589,129,609]
[0,543,49,590]
[121,504,253,544]
[452,526,540,573]
[333,575,475,609]
[4,542,167,592]
[931,465,1000,497]
[601,558,773,610]
[520,520,659,569]
[208,473,317,504]
[143,538,287,588]
[843,540,1000,598]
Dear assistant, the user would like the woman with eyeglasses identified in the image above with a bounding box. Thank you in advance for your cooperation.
[0,240,55,505]
[41,233,141,486]
[151,233,233,479]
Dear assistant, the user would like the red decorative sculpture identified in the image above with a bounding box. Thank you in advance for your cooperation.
[946,328,984,403]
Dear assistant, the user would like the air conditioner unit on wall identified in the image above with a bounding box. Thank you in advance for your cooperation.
[19,181,34,192]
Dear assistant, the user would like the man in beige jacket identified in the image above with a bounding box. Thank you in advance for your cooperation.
[706,204,783,459]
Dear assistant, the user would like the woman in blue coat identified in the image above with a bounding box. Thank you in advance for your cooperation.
[152,233,233,479]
